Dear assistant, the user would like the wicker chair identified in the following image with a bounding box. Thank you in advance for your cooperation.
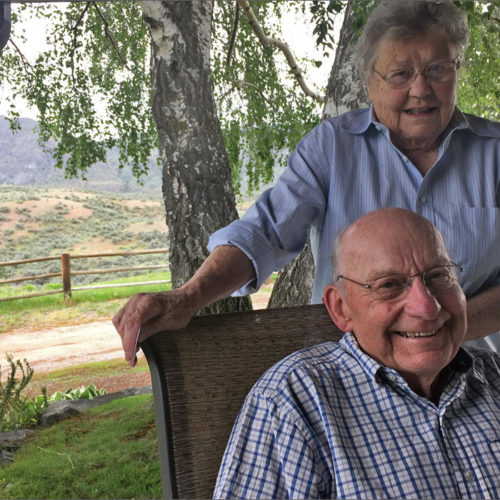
[141,303,342,499]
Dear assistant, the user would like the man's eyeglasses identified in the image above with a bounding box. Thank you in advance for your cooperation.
[373,58,460,89]
[336,263,463,301]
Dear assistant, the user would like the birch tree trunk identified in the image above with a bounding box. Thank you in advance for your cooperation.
[139,1,251,314]
[268,1,370,308]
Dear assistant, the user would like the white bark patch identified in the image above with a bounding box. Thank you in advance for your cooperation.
[171,176,179,196]
[323,99,339,119]
[139,0,185,62]
[339,69,363,103]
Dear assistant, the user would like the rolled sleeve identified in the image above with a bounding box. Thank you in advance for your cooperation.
[208,124,331,295]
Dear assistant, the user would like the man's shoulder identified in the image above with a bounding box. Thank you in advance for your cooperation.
[464,347,500,386]
[251,340,347,397]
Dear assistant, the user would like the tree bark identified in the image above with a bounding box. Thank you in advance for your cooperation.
[139,1,251,314]
[269,1,370,308]
[267,239,314,308]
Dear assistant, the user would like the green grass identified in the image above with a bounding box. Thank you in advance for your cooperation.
[26,358,150,399]
[0,270,171,302]
[0,271,172,333]
[0,394,162,499]
[39,358,149,381]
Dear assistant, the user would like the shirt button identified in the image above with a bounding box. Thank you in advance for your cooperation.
[464,470,474,481]
[420,196,427,204]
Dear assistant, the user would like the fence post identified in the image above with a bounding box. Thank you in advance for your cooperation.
[61,253,71,299]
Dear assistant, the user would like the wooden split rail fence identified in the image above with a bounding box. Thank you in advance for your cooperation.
[0,248,170,302]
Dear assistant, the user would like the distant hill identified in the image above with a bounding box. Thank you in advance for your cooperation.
[0,185,167,284]
[0,116,162,195]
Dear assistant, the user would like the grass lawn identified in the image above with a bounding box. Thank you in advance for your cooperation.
[0,394,162,499]
[0,272,172,333]
[25,357,150,399]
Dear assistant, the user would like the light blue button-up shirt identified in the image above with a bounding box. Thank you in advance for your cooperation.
[208,107,500,351]
[214,334,500,499]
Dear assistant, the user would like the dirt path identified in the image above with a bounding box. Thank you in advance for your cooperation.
[0,320,153,396]
[1,292,271,395]
[0,321,133,375]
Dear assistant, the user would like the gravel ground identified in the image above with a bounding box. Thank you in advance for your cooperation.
[1,291,271,395]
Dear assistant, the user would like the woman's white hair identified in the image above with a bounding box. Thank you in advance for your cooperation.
[354,0,469,78]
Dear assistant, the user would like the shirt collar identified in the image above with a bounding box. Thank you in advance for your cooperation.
[337,107,373,134]
[439,107,470,149]
[340,331,483,385]
[457,347,488,385]
[339,332,384,379]
[338,105,472,139]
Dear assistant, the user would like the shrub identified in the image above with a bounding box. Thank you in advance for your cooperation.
[49,384,106,402]
[0,355,38,431]
[15,207,31,215]
[0,355,107,431]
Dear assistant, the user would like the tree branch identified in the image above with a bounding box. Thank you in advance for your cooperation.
[8,38,35,79]
[226,2,240,66]
[92,2,133,73]
[222,78,290,105]
[237,0,325,104]
[69,2,91,88]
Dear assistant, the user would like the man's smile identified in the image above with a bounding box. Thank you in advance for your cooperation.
[395,328,439,338]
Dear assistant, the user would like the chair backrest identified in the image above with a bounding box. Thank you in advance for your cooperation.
[141,303,343,499]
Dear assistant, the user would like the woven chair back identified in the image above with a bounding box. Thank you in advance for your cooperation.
[141,303,343,499]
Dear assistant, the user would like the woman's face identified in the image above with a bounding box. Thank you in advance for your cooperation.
[366,30,459,152]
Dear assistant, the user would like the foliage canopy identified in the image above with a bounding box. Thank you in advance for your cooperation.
[0,1,499,193]
[457,1,500,120]
[1,1,331,194]
[1,1,154,180]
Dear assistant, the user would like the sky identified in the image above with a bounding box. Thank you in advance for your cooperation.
[0,2,341,120]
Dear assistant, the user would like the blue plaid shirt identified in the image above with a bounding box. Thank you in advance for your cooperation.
[214,333,500,499]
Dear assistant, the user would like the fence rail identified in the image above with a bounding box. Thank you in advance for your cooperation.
[0,248,170,302]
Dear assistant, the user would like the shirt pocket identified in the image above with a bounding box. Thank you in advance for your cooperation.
[468,438,500,497]
[446,207,500,296]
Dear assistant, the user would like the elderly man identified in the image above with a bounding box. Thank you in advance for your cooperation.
[214,209,500,499]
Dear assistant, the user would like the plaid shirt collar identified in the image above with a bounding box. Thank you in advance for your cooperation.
[339,331,483,405]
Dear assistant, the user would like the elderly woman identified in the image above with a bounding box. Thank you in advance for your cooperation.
[114,0,500,363]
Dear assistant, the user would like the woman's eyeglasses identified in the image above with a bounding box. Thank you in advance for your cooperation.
[373,58,460,89]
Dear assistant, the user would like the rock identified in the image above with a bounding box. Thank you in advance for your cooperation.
[40,385,152,426]
[1,386,153,464]
[122,386,153,397]
[0,449,15,464]
[40,400,81,426]
[0,429,35,450]
[0,429,35,464]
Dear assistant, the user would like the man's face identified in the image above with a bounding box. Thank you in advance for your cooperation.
[325,212,467,394]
